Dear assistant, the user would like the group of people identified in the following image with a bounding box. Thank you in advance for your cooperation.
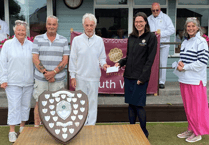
[0,13,108,143]
[0,2,209,144]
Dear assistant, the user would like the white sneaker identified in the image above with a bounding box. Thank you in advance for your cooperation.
[19,127,24,133]
[177,130,193,138]
[9,132,17,142]
[186,133,202,143]
[34,125,39,127]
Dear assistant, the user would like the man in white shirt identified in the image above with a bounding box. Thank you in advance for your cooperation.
[69,13,109,125]
[148,2,175,89]
[0,19,9,41]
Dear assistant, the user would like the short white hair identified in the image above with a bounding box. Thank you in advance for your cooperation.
[82,13,97,26]
[13,20,28,33]
[46,15,59,23]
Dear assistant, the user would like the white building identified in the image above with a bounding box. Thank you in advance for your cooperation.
[2,0,209,81]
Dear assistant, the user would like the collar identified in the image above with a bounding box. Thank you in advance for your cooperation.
[151,11,163,19]
[187,32,200,41]
[44,32,59,40]
[83,32,95,40]
[13,35,27,45]
[196,31,201,37]
[192,31,200,40]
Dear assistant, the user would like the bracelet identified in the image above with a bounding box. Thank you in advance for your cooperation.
[54,70,57,74]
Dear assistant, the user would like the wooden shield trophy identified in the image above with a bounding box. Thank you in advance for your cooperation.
[38,89,88,144]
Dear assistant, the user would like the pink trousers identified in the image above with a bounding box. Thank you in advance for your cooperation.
[180,81,209,135]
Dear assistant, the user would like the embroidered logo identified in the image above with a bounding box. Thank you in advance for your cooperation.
[139,39,146,46]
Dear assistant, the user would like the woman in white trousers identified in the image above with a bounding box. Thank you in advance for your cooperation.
[0,20,34,143]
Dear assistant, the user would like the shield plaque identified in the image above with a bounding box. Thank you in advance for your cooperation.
[38,89,88,144]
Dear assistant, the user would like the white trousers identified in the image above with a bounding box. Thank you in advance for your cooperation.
[76,79,99,125]
[159,46,169,84]
[5,85,33,125]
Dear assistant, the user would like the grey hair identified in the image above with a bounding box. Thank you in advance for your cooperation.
[13,20,28,34]
[82,13,97,26]
[46,15,59,23]
[183,18,203,38]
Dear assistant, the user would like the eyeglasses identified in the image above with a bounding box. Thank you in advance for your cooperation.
[15,20,27,27]
[152,9,159,12]
[135,21,145,24]
[187,17,197,20]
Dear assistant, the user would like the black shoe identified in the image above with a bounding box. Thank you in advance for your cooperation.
[159,84,165,89]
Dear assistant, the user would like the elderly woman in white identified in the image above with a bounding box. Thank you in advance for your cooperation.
[0,20,34,143]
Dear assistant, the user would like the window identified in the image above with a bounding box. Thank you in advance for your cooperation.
[133,8,166,17]
[95,0,168,38]
[0,0,5,21]
[175,8,209,53]
[9,0,47,37]
[178,0,209,5]
[95,9,128,39]
[96,0,127,5]
[134,0,166,5]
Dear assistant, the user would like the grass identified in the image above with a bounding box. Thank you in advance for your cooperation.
[1,123,209,145]
[147,122,209,145]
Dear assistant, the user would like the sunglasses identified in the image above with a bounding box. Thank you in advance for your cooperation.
[15,20,27,27]
[152,9,159,12]
[187,17,197,20]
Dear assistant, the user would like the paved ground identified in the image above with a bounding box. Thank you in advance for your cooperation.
[1,82,209,108]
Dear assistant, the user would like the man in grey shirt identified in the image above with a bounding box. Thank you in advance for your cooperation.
[32,15,70,127]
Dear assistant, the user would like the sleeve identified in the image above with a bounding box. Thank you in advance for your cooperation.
[99,39,107,67]
[118,38,129,67]
[0,42,8,84]
[138,34,157,82]
[63,39,70,55]
[183,41,209,71]
[160,15,175,38]
[69,38,77,78]
[32,37,40,54]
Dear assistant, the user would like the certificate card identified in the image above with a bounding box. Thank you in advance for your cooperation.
[106,66,119,73]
